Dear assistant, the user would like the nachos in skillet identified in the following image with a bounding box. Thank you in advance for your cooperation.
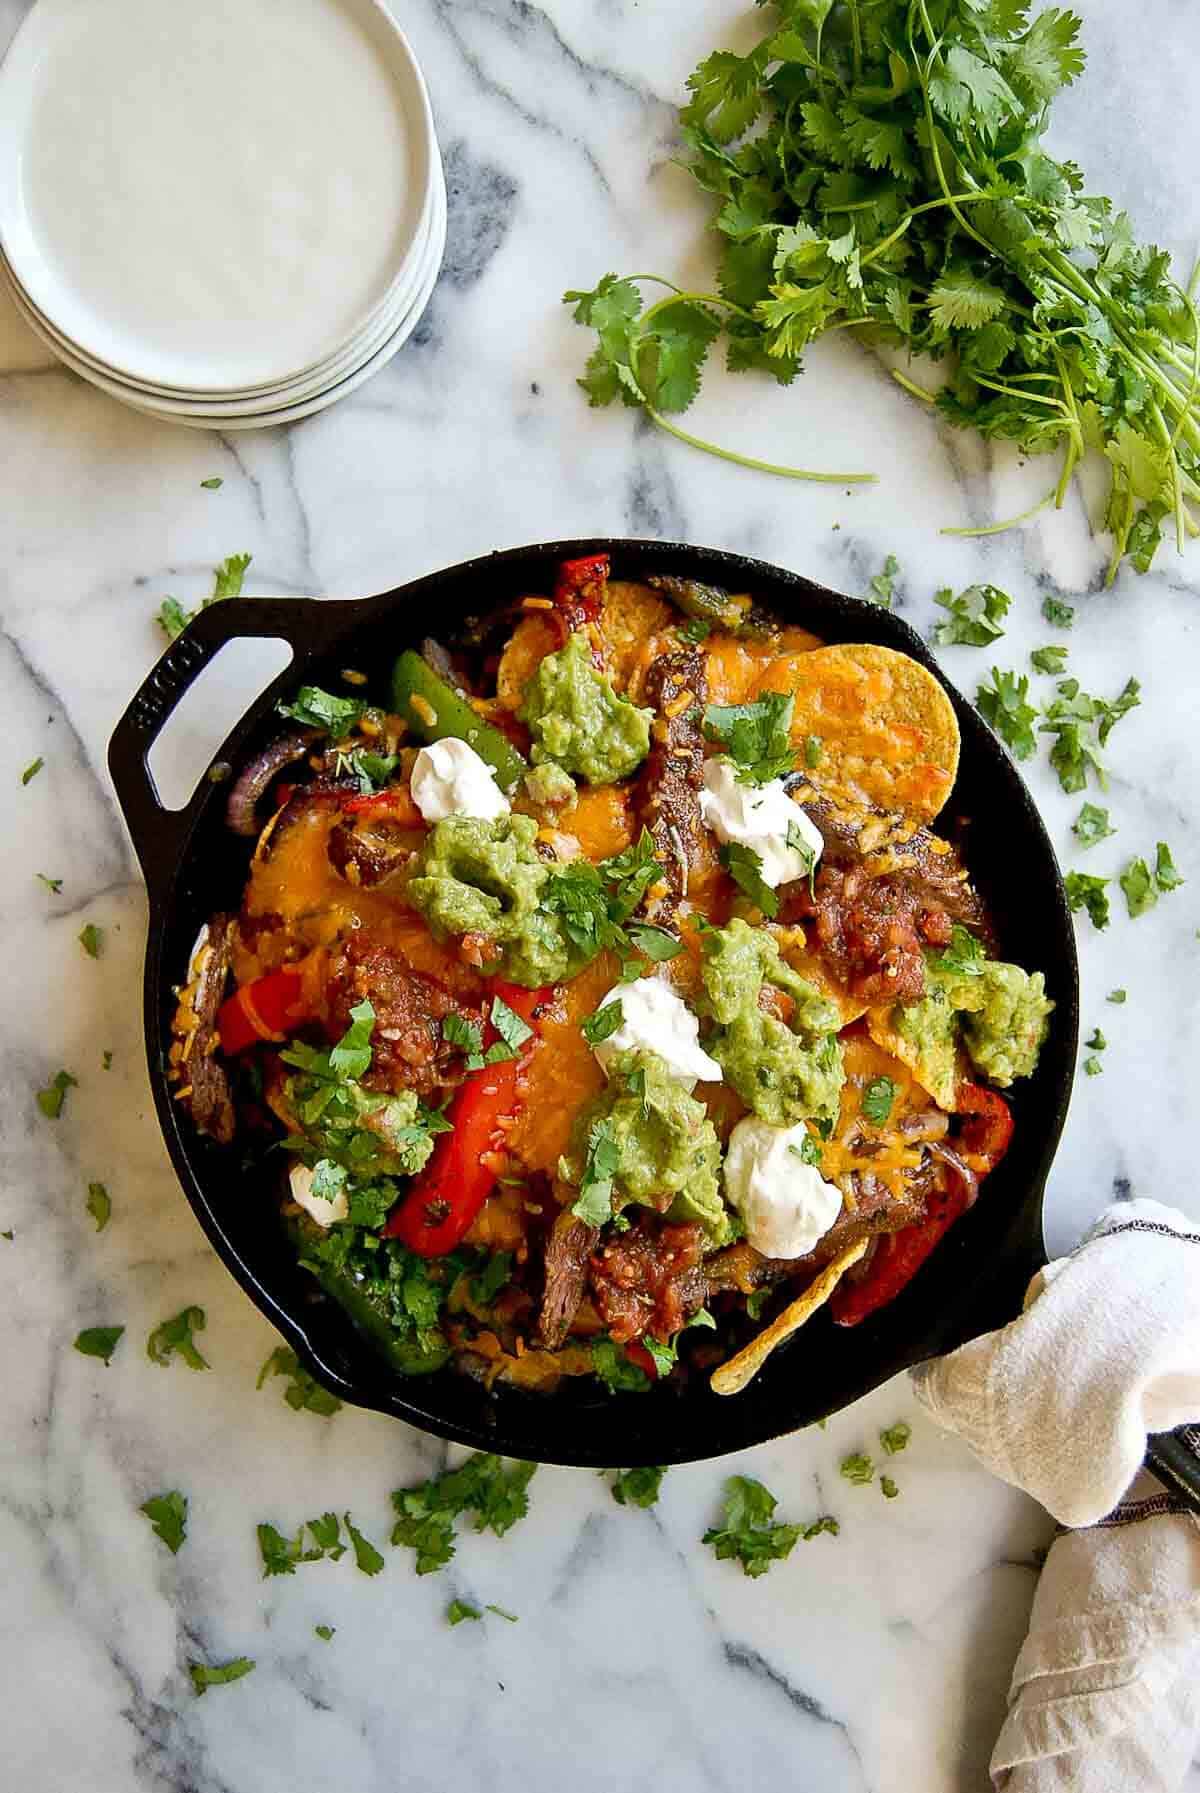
[170,556,1053,1396]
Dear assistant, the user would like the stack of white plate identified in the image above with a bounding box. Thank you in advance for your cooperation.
[0,0,445,428]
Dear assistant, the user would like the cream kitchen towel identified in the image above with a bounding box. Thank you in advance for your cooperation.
[910,1199,1200,1791]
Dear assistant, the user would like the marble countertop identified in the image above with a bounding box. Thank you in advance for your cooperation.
[2,0,1198,1787]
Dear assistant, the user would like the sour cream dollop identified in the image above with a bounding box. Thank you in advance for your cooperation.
[289,1162,349,1229]
[591,977,722,1091]
[699,758,823,889]
[723,1114,841,1259]
[411,738,510,825]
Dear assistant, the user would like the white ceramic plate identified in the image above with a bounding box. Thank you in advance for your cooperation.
[1,159,442,411]
[0,0,436,392]
[7,171,446,430]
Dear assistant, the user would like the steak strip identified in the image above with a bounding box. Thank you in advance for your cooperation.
[536,1209,599,1349]
[169,915,236,1145]
[636,647,707,925]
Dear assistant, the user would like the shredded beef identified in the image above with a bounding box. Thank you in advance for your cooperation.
[171,915,236,1145]
[636,648,707,924]
[536,1210,599,1348]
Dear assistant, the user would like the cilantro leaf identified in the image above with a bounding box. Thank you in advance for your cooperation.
[571,1117,620,1226]
[141,1491,188,1554]
[938,925,986,977]
[1155,841,1184,892]
[590,1337,650,1394]
[804,734,822,768]
[21,757,44,785]
[880,1474,900,1499]
[1108,988,1127,1004]
[74,1325,124,1365]
[158,553,253,638]
[470,1250,513,1306]
[581,1002,624,1049]
[278,686,367,738]
[720,842,779,916]
[1085,1027,1107,1051]
[78,923,103,959]
[447,1599,482,1625]
[315,1625,335,1641]
[866,554,899,608]
[879,1422,911,1455]
[37,1069,78,1119]
[626,925,683,963]
[976,669,1038,759]
[490,995,533,1052]
[390,1454,537,1572]
[200,476,223,489]
[85,1181,112,1231]
[188,1658,254,1695]
[343,1512,385,1576]
[1073,803,1114,847]
[256,1345,342,1416]
[147,1305,208,1371]
[1064,871,1111,930]
[610,1466,668,1509]
[802,1515,840,1540]
[1119,857,1157,917]
[258,1521,301,1577]
[1030,645,1069,675]
[861,1077,896,1127]
[1084,1055,1103,1077]
[36,873,63,893]
[932,584,1010,647]
[839,1451,874,1485]
[1042,597,1075,628]
[703,1476,801,1578]
[703,692,795,784]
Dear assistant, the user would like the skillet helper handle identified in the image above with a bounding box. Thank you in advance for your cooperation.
[107,597,323,901]
[1145,1428,1200,1519]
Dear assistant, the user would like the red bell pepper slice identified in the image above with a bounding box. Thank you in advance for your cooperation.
[829,1161,974,1330]
[954,1082,1013,1175]
[551,553,609,641]
[342,786,424,825]
[384,981,547,1256]
[624,1341,659,1381]
[217,968,310,1055]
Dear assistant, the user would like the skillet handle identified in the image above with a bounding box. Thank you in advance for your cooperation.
[107,597,326,901]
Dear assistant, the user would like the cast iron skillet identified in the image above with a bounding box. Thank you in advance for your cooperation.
[107,539,1198,1496]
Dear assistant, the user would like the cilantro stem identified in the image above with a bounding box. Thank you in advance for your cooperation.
[639,290,755,329]
[644,402,877,483]
[890,368,935,403]
[941,488,1056,539]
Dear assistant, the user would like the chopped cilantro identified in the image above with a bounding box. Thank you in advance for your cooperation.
[158,553,253,638]
[447,1599,483,1625]
[590,1337,650,1394]
[789,1132,823,1168]
[491,995,533,1052]
[200,476,223,489]
[571,1118,620,1227]
[277,686,368,738]
[879,1422,911,1455]
[443,1012,485,1065]
[703,1476,801,1578]
[1030,645,1069,675]
[1155,842,1184,892]
[581,1001,624,1048]
[78,923,103,959]
[36,873,62,893]
[1042,598,1075,629]
[1064,871,1110,930]
[840,1452,875,1486]
[1084,1056,1103,1077]
[627,924,683,963]
[37,1070,78,1119]
[258,1521,301,1577]
[866,555,899,609]
[73,1325,124,1365]
[1119,857,1157,918]
[390,1453,537,1574]
[802,1515,840,1540]
[306,1513,346,1560]
[861,1077,896,1127]
[745,1288,771,1321]
[147,1305,208,1371]
[256,1345,342,1415]
[343,1513,385,1576]
[1108,989,1127,1004]
[641,1308,717,1377]
[102,1050,113,1071]
[610,1466,667,1509]
[188,1658,255,1695]
[315,1625,335,1642]
[976,669,1038,759]
[932,583,1010,647]
[938,925,985,978]
[880,1475,900,1499]
[1085,1027,1107,1051]
[703,692,795,785]
[85,1181,111,1231]
[720,841,778,916]
[140,1491,188,1554]
[677,616,712,644]
[21,757,44,785]
[470,1251,513,1307]
[1073,803,1114,848]
[487,1604,518,1622]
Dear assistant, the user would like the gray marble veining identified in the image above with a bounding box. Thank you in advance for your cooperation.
[1,0,1198,1787]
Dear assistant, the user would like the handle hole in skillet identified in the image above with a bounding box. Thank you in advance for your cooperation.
[147,637,293,809]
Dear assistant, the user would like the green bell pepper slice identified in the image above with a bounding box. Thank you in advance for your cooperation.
[391,650,527,794]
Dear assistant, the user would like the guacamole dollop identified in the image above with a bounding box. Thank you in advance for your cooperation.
[699,918,845,1128]
[962,962,1053,1087]
[519,633,652,786]
[561,1049,730,1244]
[406,813,581,987]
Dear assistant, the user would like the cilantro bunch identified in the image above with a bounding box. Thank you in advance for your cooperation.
[567,0,1200,581]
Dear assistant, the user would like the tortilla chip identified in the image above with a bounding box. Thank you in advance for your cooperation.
[865,1002,961,1110]
[773,925,868,1027]
[755,643,960,822]
[710,1237,869,1396]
